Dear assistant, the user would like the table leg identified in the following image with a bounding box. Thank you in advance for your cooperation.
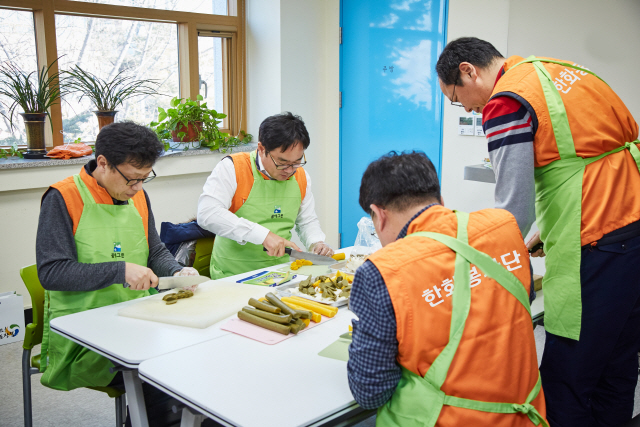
[180,406,205,427]
[122,369,149,427]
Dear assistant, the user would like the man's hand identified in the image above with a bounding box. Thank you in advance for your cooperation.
[125,263,159,290]
[526,231,546,258]
[309,241,334,257]
[263,231,300,257]
[173,267,199,276]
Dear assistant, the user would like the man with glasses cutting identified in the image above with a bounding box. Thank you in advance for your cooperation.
[36,122,198,424]
[198,111,333,279]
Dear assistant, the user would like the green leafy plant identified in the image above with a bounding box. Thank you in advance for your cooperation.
[150,95,252,151]
[0,141,24,159]
[64,65,159,111]
[0,60,64,129]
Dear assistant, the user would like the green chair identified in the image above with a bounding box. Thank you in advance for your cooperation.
[20,264,127,427]
[192,236,215,278]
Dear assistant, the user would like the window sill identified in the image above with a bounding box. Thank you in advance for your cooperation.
[0,142,256,170]
[0,142,257,193]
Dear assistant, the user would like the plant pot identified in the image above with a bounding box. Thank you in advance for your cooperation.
[95,111,118,130]
[171,121,202,142]
[19,112,48,159]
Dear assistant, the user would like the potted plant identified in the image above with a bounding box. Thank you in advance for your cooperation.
[0,61,63,159]
[150,95,252,151]
[64,65,158,130]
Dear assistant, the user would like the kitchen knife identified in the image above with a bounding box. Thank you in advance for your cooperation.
[262,247,336,265]
[157,275,210,290]
[128,275,209,290]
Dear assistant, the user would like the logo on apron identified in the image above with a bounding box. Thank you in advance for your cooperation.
[112,242,124,259]
[272,205,283,219]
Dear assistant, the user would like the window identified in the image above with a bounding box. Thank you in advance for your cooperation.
[198,34,227,128]
[68,0,228,15]
[0,9,38,145]
[56,15,179,142]
[0,0,246,148]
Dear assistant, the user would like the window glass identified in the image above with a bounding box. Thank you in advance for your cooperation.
[68,0,228,15]
[56,15,179,142]
[198,35,226,126]
[0,9,38,145]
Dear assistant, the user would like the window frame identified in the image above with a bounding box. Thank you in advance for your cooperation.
[0,0,246,148]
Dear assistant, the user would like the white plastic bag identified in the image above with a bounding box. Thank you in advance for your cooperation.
[352,217,382,256]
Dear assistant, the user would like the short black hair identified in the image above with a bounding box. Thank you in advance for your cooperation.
[95,121,164,169]
[259,112,310,152]
[436,37,504,86]
[359,151,441,215]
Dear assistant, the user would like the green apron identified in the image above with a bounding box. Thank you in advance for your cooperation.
[376,211,547,427]
[40,174,154,391]
[210,150,303,279]
[508,56,640,340]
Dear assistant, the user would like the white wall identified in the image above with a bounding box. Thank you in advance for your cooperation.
[246,0,340,249]
[507,0,640,118]
[246,0,282,133]
[440,0,510,214]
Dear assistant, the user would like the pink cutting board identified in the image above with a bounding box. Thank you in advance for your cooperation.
[221,315,333,344]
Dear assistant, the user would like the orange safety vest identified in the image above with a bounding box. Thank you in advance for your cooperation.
[369,206,545,426]
[227,152,307,214]
[49,167,149,242]
[491,55,640,245]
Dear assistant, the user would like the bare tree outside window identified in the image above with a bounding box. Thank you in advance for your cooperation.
[56,15,179,142]
[67,0,228,15]
[0,10,38,145]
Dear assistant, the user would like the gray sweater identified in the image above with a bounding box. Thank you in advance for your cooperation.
[36,162,182,291]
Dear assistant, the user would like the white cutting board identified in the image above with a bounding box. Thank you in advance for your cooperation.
[118,280,269,329]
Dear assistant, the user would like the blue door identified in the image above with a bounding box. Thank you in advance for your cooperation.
[339,0,448,247]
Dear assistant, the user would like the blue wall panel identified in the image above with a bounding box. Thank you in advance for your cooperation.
[339,0,448,247]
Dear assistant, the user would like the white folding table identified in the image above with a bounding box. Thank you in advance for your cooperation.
[48,250,352,427]
[137,308,370,427]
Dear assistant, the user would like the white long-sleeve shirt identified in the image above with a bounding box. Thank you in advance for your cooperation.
[197,153,326,250]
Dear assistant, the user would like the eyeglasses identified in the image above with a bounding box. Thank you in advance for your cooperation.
[112,164,156,186]
[450,71,464,108]
[268,151,307,170]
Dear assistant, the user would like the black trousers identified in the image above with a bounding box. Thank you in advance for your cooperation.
[540,233,640,426]
[109,372,222,427]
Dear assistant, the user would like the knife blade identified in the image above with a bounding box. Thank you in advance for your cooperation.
[285,247,337,265]
[157,275,210,290]
[262,246,336,265]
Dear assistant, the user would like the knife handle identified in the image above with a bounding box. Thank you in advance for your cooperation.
[262,247,293,255]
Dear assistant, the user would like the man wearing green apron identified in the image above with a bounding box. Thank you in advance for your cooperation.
[197,112,333,279]
[36,122,200,426]
[437,37,640,426]
[348,152,546,426]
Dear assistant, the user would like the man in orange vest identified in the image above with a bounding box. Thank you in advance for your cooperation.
[36,122,202,426]
[436,37,640,426]
[348,151,546,427]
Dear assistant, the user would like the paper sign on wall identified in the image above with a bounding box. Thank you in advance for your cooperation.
[458,116,474,136]
[475,116,485,136]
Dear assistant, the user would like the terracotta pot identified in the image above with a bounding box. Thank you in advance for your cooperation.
[94,111,118,130]
[171,121,203,142]
[20,112,48,159]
